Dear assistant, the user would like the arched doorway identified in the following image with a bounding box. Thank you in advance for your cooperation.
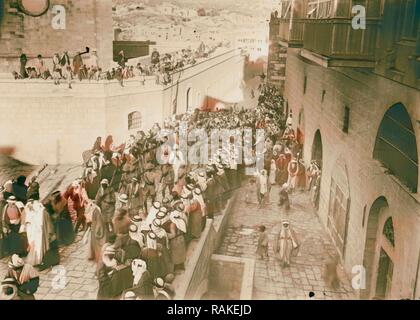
[311,129,323,169]
[362,197,395,299]
[373,103,418,193]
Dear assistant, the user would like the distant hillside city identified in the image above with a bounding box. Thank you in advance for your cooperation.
[112,0,275,61]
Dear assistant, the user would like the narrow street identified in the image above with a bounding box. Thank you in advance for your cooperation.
[217,184,356,300]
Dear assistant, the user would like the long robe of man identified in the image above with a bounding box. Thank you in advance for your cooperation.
[4,254,39,300]
[0,189,7,258]
[274,220,299,268]
[167,211,187,268]
[85,202,107,264]
[2,197,27,256]
[95,180,116,232]
[140,232,163,279]
[51,192,75,246]
[128,259,154,299]
[151,218,173,276]
[184,193,202,240]
[25,200,54,266]
[127,178,142,217]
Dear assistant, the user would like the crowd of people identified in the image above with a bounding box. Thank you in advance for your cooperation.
[0,82,324,300]
[12,42,221,89]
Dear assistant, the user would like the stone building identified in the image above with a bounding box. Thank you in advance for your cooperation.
[0,48,245,165]
[269,0,420,299]
[0,0,113,73]
[0,0,245,165]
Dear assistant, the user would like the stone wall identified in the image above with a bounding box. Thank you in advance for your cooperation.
[284,48,420,299]
[172,192,238,300]
[0,49,245,165]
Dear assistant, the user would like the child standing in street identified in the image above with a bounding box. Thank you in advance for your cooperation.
[256,225,269,260]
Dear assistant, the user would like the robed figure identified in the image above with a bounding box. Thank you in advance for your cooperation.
[167,211,187,270]
[85,201,108,264]
[273,220,299,268]
[24,200,55,266]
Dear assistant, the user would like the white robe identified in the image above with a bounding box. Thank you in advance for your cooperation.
[25,202,51,266]
[274,227,299,266]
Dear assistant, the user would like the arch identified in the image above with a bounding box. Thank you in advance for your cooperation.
[311,129,323,169]
[186,86,193,111]
[362,197,388,299]
[128,111,141,130]
[362,196,396,299]
[373,103,418,193]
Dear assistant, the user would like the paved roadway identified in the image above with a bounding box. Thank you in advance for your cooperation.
[217,184,356,300]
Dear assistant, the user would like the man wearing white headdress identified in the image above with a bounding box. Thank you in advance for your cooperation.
[4,254,39,300]
[24,200,54,266]
[141,232,163,279]
[145,201,161,229]
[168,210,187,270]
[130,259,153,299]
[273,220,299,268]
[151,218,173,275]
[193,187,207,228]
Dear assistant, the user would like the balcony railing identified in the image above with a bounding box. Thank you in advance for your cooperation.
[278,19,304,47]
[302,18,380,66]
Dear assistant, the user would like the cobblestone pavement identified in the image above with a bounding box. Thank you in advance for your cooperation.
[0,233,98,300]
[217,184,356,300]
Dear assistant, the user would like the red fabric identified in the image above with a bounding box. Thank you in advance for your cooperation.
[297,128,305,145]
[275,155,288,170]
[6,206,20,221]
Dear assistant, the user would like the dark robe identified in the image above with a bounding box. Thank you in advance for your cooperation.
[12,182,28,204]
[5,264,39,300]
[0,199,6,258]
[97,263,133,300]
[186,200,202,239]
[168,222,186,265]
[140,245,164,280]
[2,203,27,256]
[114,234,141,263]
[124,270,154,299]
[95,186,116,225]
[53,198,75,246]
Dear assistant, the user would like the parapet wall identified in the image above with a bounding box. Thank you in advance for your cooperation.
[0,0,114,72]
[172,192,239,300]
[0,49,245,165]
